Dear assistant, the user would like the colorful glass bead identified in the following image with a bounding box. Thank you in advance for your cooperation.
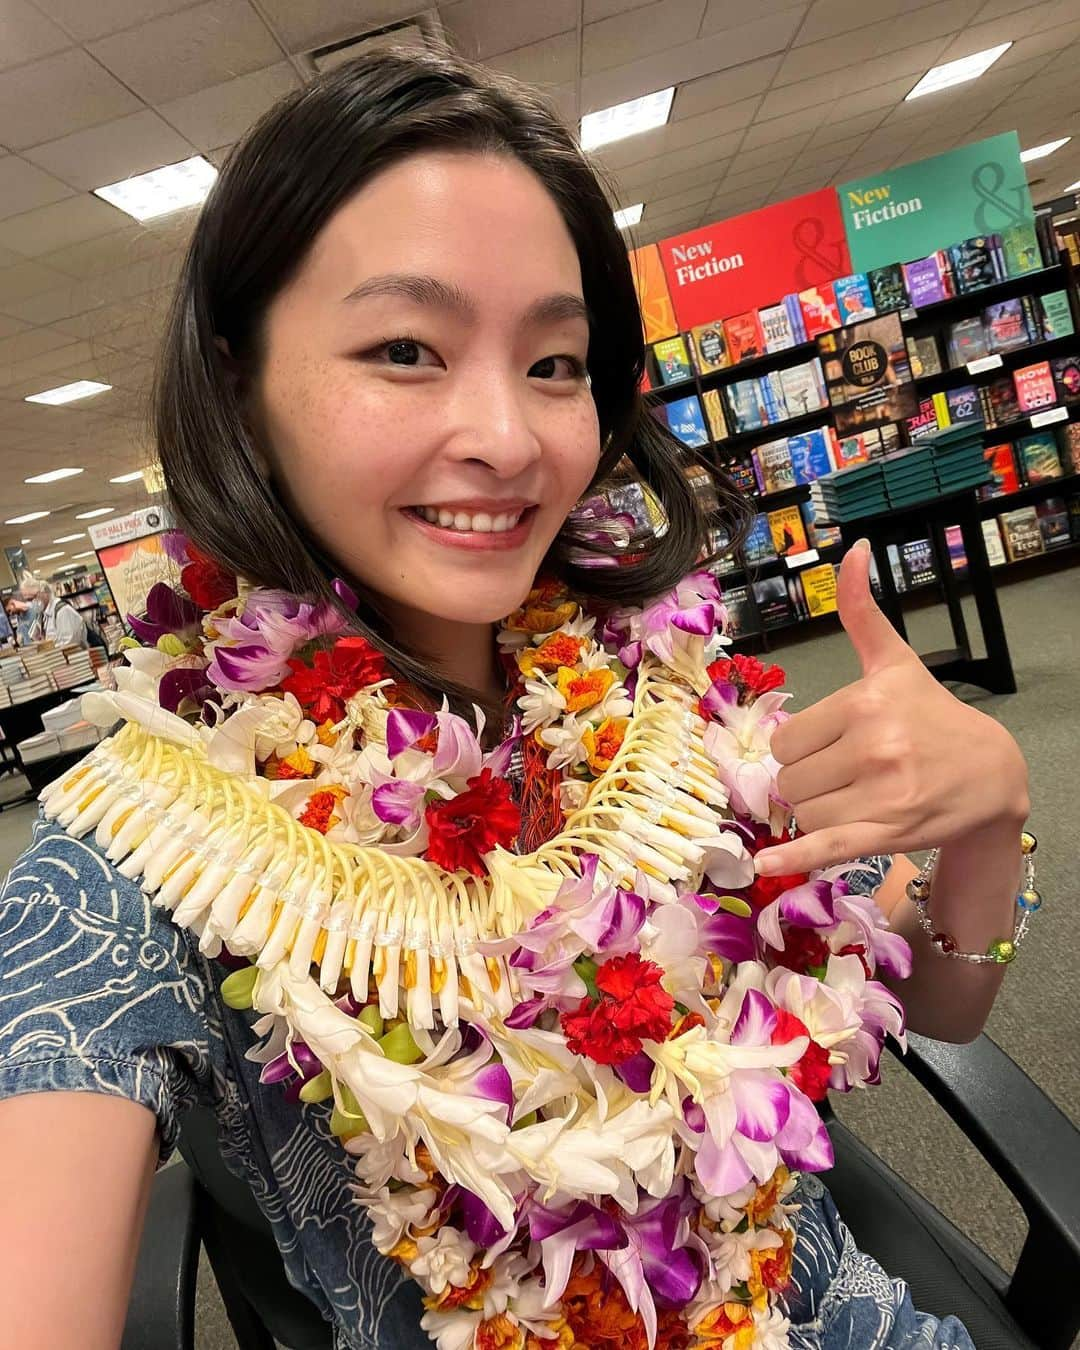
[1017,888,1042,912]
[931,931,957,954]
[987,938,1016,963]
[1020,832,1037,855]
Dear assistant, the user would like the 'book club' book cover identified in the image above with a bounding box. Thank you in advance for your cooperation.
[819,312,917,434]
[1013,361,1057,413]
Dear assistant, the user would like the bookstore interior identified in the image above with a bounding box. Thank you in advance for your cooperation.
[2,10,1080,795]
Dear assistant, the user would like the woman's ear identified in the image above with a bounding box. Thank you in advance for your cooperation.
[214,334,272,482]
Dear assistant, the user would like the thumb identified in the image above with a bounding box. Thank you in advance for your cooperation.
[837,539,912,675]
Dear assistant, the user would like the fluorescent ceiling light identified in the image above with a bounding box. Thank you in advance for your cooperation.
[109,470,144,483]
[24,466,84,484]
[20,538,30,544]
[24,380,111,405]
[581,88,675,151]
[72,550,96,559]
[905,42,1011,100]
[94,154,217,222]
[53,532,86,543]
[1065,178,1080,193]
[1021,137,1071,162]
[5,511,49,525]
[37,551,65,561]
[75,507,114,519]
[614,203,644,229]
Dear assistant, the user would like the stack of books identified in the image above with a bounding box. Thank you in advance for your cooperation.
[881,447,936,506]
[924,426,994,495]
[54,649,95,689]
[811,462,889,522]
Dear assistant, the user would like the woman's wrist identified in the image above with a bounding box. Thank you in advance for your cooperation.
[927,816,1026,952]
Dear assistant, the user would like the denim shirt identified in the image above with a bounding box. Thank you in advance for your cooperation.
[0,812,973,1350]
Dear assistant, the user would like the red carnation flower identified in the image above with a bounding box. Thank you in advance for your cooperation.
[706,652,785,703]
[561,953,675,1065]
[181,545,237,611]
[424,768,521,876]
[771,1008,832,1101]
[770,926,830,975]
[747,869,810,912]
[282,636,388,724]
[836,942,873,980]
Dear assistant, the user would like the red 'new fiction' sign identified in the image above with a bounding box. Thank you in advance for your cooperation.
[656,187,852,329]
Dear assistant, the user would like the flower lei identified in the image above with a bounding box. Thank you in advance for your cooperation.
[41,542,913,1350]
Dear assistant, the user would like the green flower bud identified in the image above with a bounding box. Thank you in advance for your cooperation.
[378,1021,423,1065]
[220,965,258,1010]
[155,633,187,657]
[358,1005,384,1038]
[298,1070,334,1104]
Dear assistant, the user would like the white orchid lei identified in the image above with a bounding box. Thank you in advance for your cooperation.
[40,545,912,1350]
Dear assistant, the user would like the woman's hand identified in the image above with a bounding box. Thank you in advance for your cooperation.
[754,540,1029,876]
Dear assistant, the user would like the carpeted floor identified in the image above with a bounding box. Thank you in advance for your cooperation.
[0,562,1076,1348]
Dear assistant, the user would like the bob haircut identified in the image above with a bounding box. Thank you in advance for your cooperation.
[152,44,749,708]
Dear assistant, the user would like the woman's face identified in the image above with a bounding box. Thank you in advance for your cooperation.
[246,149,601,631]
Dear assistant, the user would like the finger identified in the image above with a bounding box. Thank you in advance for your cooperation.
[838,540,915,677]
[770,687,849,766]
[788,785,867,836]
[754,821,890,876]
[775,745,856,810]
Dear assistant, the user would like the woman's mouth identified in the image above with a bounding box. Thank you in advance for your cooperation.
[401,504,538,551]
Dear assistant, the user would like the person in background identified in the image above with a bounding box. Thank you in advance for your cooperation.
[18,573,88,649]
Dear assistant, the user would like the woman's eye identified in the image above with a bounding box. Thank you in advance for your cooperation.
[530,354,586,380]
[368,337,440,367]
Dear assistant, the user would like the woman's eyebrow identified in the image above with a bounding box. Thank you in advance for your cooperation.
[341,272,591,329]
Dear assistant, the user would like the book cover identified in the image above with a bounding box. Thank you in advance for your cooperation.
[720,583,759,638]
[903,255,949,307]
[944,524,968,573]
[726,458,758,497]
[900,538,937,587]
[653,335,693,385]
[867,264,908,313]
[1013,360,1057,412]
[751,575,794,629]
[833,273,876,324]
[759,303,798,353]
[787,574,809,621]
[683,464,719,511]
[755,438,796,494]
[758,371,789,423]
[743,513,777,564]
[945,384,982,427]
[782,293,808,344]
[688,321,729,374]
[1001,221,1042,277]
[947,316,991,367]
[1000,506,1044,561]
[788,427,833,485]
[1062,423,1080,474]
[906,334,943,378]
[984,299,1033,354]
[1035,496,1070,548]
[767,504,808,556]
[1069,494,1080,542]
[948,235,1001,293]
[798,283,841,338]
[1051,354,1080,405]
[799,563,838,616]
[820,312,917,434]
[1015,431,1063,484]
[800,497,843,549]
[833,430,874,468]
[1039,290,1075,340]
[905,397,940,442]
[664,395,710,448]
[701,387,728,442]
[778,360,827,417]
[987,375,1021,427]
[725,380,764,433]
[981,517,1006,566]
[886,543,907,593]
[978,443,1020,499]
[724,310,767,363]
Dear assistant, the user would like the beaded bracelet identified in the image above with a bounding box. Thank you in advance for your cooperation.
[906,831,1041,964]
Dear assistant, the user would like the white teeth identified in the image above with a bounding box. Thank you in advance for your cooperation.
[412,506,525,533]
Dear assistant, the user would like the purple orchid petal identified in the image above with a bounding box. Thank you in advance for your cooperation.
[731,1070,791,1142]
[461,1188,509,1246]
[618,639,643,670]
[731,989,778,1047]
[386,708,437,759]
[632,1200,702,1306]
[431,713,483,779]
[259,1052,298,1086]
[371,780,424,829]
[158,665,213,713]
[597,888,646,952]
[695,1131,754,1194]
[331,577,358,609]
[483,734,517,778]
[529,1201,624,1251]
[670,602,716,636]
[700,680,739,719]
[160,531,191,566]
[474,1063,513,1123]
[614,1051,654,1093]
[682,1098,706,1133]
[779,880,836,928]
[207,642,292,693]
[505,997,547,1030]
[701,910,756,963]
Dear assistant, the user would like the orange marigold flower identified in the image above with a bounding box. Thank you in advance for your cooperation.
[749,1229,794,1300]
[669,1009,706,1039]
[475,1313,524,1350]
[692,1300,754,1349]
[746,1165,791,1226]
[562,1263,649,1348]
[528,632,586,673]
[276,745,315,779]
[582,716,628,774]
[298,785,347,834]
[556,665,615,713]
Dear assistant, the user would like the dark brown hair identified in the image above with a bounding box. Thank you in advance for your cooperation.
[152,45,748,706]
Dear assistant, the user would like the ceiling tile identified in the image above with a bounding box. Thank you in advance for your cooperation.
[158,62,299,151]
[670,56,781,122]
[0,47,143,151]
[583,0,706,77]
[443,0,578,60]
[972,0,1077,27]
[40,221,188,283]
[0,314,30,340]
[584,0,653,19]
[0,0,74,72]
[0,155,76,221]
[0,259,73,309]
[701,0,809,35]
[252,0,430,52]
[594,101,754,172]
[795,0,938,46]
[88,0,283,104]
[29,0,201,43]
[486,31,580,85]
[22,109,195,193]
[0,196,127,260]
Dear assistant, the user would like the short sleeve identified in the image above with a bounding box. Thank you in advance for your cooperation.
[847,854,893,898]
[0,811,215,1166]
